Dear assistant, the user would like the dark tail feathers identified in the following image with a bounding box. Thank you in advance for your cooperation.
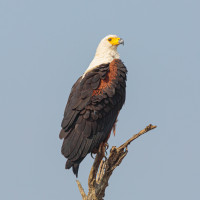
[65,160,80,177]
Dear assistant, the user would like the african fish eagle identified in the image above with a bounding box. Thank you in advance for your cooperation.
[59,35,127,177]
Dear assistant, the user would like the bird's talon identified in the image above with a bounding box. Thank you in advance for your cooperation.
[105,143,109,150]
[91,152,95,159]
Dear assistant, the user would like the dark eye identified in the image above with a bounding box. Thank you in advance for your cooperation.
[108,38,112,41]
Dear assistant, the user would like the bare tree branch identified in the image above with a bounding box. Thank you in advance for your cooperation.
[76,180,87,200]
[76,124,157,200]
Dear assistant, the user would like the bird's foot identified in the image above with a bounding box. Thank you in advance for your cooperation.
[103,142,109,159]
[90,152,95,159]
[104,142,109,150]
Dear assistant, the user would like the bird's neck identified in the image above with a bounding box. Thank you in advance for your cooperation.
[84,47,120,75]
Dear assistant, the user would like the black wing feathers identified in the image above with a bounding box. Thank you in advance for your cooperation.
[60,60,127,177]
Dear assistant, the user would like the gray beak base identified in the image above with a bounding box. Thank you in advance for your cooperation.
[119,38,124,45]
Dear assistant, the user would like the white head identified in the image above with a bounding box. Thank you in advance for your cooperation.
[84,35,124,75]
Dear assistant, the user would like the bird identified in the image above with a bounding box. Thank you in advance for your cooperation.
[59,35,127,177]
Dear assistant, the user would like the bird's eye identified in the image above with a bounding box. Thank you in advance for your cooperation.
[108,38,112,41]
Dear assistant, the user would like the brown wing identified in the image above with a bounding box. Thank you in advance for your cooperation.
[60,59,127,177]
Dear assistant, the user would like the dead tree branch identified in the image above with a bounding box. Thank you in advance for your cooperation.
[76,124,157,200]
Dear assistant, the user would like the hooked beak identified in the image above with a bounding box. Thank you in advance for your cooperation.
[119,38,124,45]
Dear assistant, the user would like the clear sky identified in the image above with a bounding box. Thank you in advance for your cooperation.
[0,0,200,199]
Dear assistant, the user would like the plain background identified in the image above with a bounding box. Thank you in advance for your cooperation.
[0,0,200,199]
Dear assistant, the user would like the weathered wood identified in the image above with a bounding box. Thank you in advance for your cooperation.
[76,124,157,200]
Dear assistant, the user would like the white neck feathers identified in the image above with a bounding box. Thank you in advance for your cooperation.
[83,37,120,76]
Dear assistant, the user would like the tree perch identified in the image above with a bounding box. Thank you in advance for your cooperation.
[76,124,157,200]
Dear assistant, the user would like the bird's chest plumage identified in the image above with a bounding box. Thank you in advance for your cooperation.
[92,60,118,96]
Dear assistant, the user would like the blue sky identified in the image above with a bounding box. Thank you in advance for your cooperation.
[0,0,200,199]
